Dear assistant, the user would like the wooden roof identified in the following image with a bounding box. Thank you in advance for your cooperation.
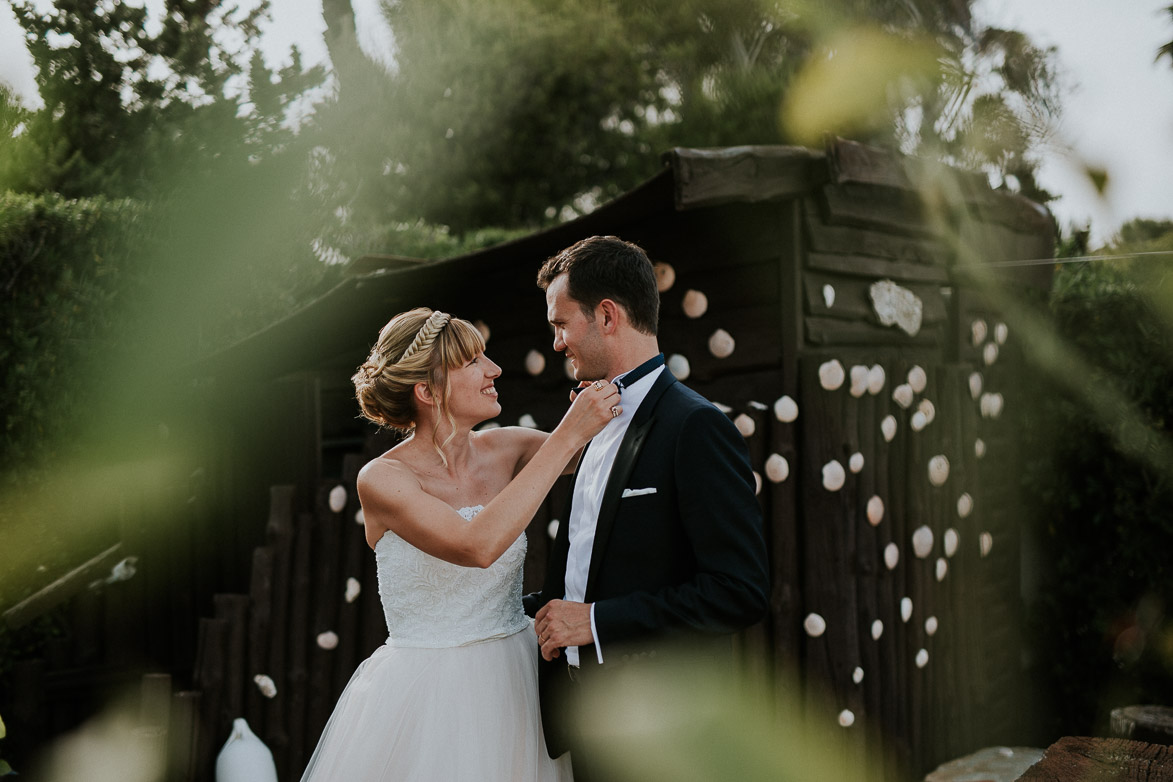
[192,142,1051,382]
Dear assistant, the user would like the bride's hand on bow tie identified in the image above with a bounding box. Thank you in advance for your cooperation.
[555,380,620,449]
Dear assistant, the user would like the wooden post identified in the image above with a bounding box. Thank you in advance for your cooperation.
[263,485,296,781]
[140,672,172,731]
[169,690,201,782]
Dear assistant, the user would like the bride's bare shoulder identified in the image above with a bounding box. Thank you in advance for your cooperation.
[474,425,547,453]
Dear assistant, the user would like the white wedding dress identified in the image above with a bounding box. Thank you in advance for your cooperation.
[299,506,573,781]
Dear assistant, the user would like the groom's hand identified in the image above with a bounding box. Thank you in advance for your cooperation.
[535,600,593,662]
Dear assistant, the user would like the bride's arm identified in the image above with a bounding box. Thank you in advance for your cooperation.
[507,427,584,477]
[359,384,617,567]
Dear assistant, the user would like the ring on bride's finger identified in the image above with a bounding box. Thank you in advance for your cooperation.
[592,380,605,391]
[610,406,620,418]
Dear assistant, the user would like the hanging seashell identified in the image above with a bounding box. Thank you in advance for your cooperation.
[892,383,914,409]
[819,359,846,391]
[907,365,927,393]
[971,319,987,347]
[354,508,365,526]
[734,414,756,438]
[474,320,491,343]
[866,495,884,526]
[519,414,539,429]
[547,519,560,540]
[912,525,934,558]
[980,393,994,418]
[753,471,762,496]
[928,455,950,487]
[682,289,708,319]
[925,616,939,636]
[969,372,983,400]
[974,438,986,458]
[884,543,900,570]
[936,558,948,581]
[822,460,846,491]
[980,531,993,558]
[713,402,733,414]
[749,400,768,411]
[853,667,865,684]
[867,364,886,395]
[653,261,675,292]
[253,674,277,699]
[328,485,347,513]
[983,342,999,366]
[916,648,929,668]
[765,454,790,483]
[774,395,799,423]
[944,528,959,558]
[317,631,339,650]
[848,452,864,473]
[995,322,1009,345]
[525,349,546,376]
[823,284,836,308]
[804,613,827,637]
[838,709,855,728]
[910,411,927,432]
[708,328,736,358]
[901,597,913,622]
[870,279,923,335]
[667,353,691,379]
[881,415,897,442]
[344,577,361,603]
[957,492,973,518]
[871,619,884,640]
[989,393,1004,419]
[849,365,869,397]
[564,357,577,380]
[917,399,936,424]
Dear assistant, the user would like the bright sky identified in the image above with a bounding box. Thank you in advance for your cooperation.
[2,0,1171,246]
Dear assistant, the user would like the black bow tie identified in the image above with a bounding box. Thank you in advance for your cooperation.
[614,353,665,394]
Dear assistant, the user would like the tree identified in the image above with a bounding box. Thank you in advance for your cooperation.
[309,0,1062,238]
[6,0,327,199]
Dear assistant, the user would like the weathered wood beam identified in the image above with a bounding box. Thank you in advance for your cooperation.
[3,543,124,629]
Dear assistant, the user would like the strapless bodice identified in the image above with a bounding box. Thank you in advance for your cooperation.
[374,505,529,648]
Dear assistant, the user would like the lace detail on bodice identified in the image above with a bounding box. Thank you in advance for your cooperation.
[374,505,530,648]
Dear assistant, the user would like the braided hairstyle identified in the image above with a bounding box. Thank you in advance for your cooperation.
[352,308,486,460]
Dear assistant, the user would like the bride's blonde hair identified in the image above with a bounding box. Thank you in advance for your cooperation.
[352,308,486,464]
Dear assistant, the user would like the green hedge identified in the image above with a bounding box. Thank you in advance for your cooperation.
[1022,253,1173,737]
[0,192,141,480]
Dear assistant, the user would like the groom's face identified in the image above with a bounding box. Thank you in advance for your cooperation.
[546,274,606,381]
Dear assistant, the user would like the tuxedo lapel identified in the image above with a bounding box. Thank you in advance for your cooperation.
[584,370,676,599]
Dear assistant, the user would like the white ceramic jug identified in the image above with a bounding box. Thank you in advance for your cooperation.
[215,717,278,782]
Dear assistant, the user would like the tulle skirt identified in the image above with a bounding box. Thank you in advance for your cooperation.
[299,626,573,781]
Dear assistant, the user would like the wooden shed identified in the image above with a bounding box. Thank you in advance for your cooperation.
[5,138,1056,780]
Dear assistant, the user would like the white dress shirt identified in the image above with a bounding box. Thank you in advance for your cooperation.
[564,363,665,667]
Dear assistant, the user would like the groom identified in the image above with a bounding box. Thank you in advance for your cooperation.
[526,235,770,777]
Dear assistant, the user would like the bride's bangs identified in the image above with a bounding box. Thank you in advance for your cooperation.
[438,318,487,369]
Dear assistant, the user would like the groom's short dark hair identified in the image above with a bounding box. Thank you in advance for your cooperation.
[537,235,659,336]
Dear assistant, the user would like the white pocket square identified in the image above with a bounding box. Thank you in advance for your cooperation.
[621,487,657,498]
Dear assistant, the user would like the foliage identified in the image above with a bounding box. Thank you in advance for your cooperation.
[310,0,1061,235]
[0,193,140,480]
[4,0,327,200]
[1021,222,1173,736]
[0,708,10,776]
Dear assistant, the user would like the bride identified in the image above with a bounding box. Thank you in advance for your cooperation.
[298,307,618,781]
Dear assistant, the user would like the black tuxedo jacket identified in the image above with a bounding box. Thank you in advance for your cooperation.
[523,369,770,757]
